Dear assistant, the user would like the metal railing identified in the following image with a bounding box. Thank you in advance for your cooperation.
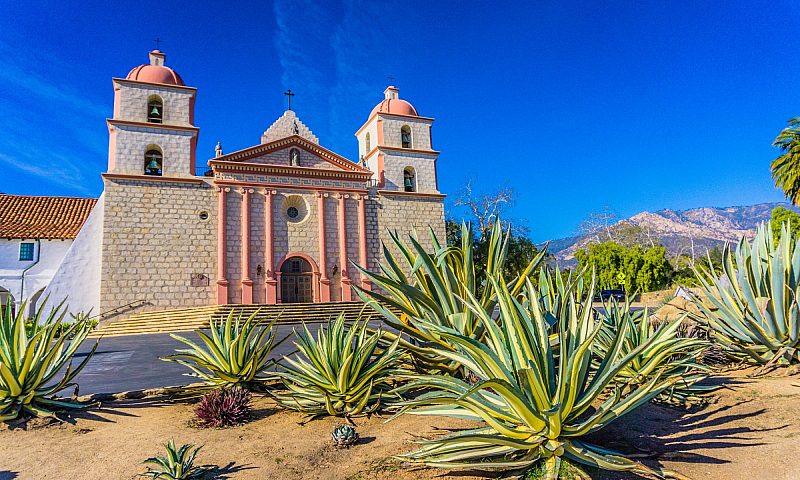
[195,166,213,177]
[91,299,150,320]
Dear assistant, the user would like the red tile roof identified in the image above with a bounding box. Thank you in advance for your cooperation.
[0,194,98,240]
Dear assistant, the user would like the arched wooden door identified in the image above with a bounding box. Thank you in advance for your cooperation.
[280,256,314,303]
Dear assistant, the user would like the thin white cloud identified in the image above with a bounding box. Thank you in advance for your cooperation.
[0,151,94,196]
[0,38,106,194]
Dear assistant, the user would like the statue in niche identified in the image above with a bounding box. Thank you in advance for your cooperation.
[290,148,300,166]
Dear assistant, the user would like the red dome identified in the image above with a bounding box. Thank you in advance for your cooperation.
[125,50,184,86]
[370,86,418,117]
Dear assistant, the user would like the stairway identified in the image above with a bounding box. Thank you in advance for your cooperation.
[88,302,385,338]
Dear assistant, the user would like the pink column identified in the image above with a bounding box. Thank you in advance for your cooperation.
[338,193,352,301]
[240,188,253,304]
[317,192,331,302]
[216,187,229,304]
[264,190,277,304]
[357,194,371,291]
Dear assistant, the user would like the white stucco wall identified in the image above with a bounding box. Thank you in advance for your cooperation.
[0,238,73,316]
[42,195,105,318]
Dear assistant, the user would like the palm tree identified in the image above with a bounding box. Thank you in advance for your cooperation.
[772,117,800,205]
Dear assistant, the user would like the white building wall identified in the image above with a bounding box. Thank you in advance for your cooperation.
[0,237,74,317]
[43,195,105,318]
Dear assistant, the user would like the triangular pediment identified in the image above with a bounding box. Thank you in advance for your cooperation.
[210,135,370,174]
[262,110,318,144]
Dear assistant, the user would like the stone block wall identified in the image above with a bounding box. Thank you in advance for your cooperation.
[381,116,433,150]
[115,81,194,127]
[374,192,446,276]
[100,178,216,312]
[110,124,196,177]
[381,150,438,194]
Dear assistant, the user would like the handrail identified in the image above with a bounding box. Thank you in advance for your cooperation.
[91,299,150,320]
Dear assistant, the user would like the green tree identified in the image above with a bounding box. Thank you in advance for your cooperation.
[575,241,672,293]
[770,206,800,240]
[771,118,800,205]
[445,218,544,280]
[672,246,724,286]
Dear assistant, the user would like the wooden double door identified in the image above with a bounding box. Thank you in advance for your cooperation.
[280,256,314,303]
[281,273,313,303]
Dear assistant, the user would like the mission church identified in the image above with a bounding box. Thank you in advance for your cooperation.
[1,49,445,317]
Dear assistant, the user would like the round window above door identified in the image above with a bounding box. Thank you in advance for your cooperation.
[283,195,309,223]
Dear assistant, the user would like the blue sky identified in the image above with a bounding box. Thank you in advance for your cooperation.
[1,1,798,242]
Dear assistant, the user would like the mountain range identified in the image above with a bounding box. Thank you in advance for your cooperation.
[549,202,798,267]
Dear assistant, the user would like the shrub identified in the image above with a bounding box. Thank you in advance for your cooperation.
[392,273,686,479]
[355,220,546,378]
[275,313,403,417]
[0,300,97,421]
[163,310,286,389]
[141,440,212,479]
[693,222,800,365]
[193,386,251,428]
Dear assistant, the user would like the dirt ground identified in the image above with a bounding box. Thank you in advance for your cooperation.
[1,367,799,480]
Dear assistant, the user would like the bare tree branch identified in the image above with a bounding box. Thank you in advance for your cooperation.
[454,180,516,237]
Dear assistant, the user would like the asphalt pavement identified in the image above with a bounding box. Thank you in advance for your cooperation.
[70,324,308,395]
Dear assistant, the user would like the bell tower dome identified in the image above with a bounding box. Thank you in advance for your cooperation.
[106,50,199,178]
[355,86,439,193]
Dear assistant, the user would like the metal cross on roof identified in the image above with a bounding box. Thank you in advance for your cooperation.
[283,89,295,110]
[154,37,163,50]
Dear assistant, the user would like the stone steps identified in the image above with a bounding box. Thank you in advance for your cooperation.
[88,302,385,338]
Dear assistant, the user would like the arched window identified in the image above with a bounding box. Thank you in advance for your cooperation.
[404,167,416,192]
[365,132,371,152]
[289,148,300,166]
[147,96,163,123]
[144,148,163,176]
[401,125,412,148]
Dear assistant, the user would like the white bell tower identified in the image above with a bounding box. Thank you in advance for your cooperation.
[355,86,440,194]
[107,50,199,178]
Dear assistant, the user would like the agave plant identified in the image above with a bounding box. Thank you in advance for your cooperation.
[141,440,212,479]
[354,220,547,378]
[0,300,97,421]
[693,222,800,365]
[392,274,685,478]
[275,313,403,417]
[332,424,359,447]
[595,302,715,405]
[163,310,286,389]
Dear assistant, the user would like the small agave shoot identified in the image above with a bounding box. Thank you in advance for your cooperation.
[331,424,359,448]
[392,274,687,479]
[141,440,212,480]
[275,313,403,417]
[0,300,98,421]
[595,302,715,405]
[193,386,251,428]
[163,310,286,389]
[694,222,800,367]
[355,220,547,378]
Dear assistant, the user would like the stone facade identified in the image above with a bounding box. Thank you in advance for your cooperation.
[375,192,447,266]
[100,178,216,312]
[108,124,196,177]
[83,52,447,314]
[114,81,195,127]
